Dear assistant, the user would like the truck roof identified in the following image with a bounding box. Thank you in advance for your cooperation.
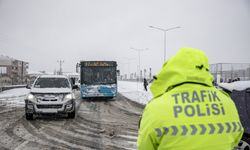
[38,75,68,78]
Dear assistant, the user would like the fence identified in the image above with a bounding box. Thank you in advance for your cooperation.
[210,63,250,83]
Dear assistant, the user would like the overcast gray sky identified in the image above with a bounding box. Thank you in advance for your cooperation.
[0,0,250,75]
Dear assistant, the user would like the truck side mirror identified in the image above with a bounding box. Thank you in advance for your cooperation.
[26,84,31,89]
[72,85,79,90]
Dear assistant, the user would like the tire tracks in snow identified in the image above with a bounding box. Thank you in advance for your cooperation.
[0,92,143,150]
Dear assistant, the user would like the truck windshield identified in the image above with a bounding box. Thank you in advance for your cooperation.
[34,78,70,88]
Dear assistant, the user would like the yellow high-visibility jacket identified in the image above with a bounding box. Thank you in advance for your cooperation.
[137,48,243,150]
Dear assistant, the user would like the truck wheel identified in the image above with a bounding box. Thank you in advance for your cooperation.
[26,113,33,120]
[68,109,75,119]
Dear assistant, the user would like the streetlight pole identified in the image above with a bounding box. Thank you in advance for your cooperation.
[122,57,135,79]
[149,25,180,63]
[131,47,148,81]
[130,47,148,93]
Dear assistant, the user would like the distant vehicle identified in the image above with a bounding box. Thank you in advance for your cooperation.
[218,81,250,149]
[64,72,80,89]
[25,75,78,120]
[80,61,117,99]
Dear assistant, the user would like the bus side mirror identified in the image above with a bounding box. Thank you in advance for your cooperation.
[117,70,120,76]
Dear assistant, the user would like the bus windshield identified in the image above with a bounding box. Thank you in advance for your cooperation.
[81,67,116,85]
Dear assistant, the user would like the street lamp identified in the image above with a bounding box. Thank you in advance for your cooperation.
[122,57,135,79]
[131,47,148,81]
[149,25,180,63]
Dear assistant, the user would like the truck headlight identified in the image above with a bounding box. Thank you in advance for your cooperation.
[26,94,35,101]
[63,93,75,101]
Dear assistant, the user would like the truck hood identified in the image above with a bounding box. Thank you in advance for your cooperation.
[30,88,72,94]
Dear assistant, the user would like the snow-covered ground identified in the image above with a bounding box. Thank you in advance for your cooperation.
[0,88,30,107]
[0,81,152,107]
[118,81,152,105]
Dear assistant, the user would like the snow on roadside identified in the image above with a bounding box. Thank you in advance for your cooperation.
[0,81,152,107]
[118,81,152,105]
[0,88,30,107]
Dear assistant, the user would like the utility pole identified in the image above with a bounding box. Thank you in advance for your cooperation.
[57,60,64,75]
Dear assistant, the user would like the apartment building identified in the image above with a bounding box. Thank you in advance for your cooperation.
[0,55,29,86]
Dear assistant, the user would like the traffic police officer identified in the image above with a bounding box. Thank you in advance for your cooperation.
[137,48,243,150]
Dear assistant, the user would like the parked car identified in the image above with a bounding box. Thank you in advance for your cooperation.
[218,81,250,149]
[25,75,78,120]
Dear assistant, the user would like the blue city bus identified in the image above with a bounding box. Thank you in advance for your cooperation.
[80,61,117,99]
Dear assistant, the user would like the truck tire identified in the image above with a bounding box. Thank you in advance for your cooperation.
[68,109,75,119]
[26,113,33,120]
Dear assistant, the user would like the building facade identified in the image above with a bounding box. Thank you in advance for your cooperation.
[0,55,29,86]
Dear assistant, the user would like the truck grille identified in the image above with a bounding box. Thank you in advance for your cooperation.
[37,104,63,109]
[41,99,58,101]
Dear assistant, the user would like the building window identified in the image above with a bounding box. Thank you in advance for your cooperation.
[0,67,7,74]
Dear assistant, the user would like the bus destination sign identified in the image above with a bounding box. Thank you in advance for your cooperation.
[82,61,116,67]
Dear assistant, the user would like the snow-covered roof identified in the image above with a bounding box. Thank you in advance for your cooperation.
[0,55,28,65]
[64,72,79,78]
[28,71,44,75]
[0,55,13,65]
[218,81,250,91]
[0,55,14,60]
[39,75,68,78]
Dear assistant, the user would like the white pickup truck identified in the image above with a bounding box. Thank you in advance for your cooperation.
[25,75,78,120]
